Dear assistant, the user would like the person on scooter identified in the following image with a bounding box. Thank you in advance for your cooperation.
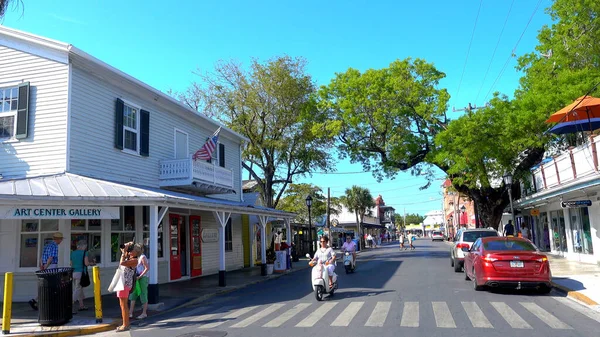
[310,236,336,288]
[341,236,356,267]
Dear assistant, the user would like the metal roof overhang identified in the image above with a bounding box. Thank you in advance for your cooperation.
[0,173,294,219]
[514,174,600,208]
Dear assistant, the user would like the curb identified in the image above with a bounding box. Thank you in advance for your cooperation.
[550,281,599,306]
[28,265,312,337]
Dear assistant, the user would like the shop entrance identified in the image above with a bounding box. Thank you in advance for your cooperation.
[169,214,188,280]
[189,215,202,277]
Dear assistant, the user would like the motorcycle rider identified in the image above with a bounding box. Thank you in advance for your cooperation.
[310,235,336,288]
[341,235,357,267]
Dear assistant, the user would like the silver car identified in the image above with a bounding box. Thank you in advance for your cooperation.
[450,228,499,272]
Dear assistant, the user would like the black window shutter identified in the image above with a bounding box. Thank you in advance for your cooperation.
[140,109,150,157]
[219,143,225,167]
[206,137,211,163]
[15,82,30,139]
[114,98,124,149]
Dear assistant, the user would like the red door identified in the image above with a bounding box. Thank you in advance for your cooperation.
[169,214,182,281]
[190,216,202,277]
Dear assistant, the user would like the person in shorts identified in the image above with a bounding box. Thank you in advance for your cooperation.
[128,244,150,319]
[116,242,138,332]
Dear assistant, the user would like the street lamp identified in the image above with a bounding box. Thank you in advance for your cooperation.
[503,173,516,232]
[305,195,313,256]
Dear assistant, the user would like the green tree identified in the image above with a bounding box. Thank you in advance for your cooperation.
[339,186,375,246]
[175,56,335,208]
[404,213,424,225]
[278,183,342,224]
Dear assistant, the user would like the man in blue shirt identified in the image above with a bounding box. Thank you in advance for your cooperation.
[29,232,64,310]
[503,220,515,237]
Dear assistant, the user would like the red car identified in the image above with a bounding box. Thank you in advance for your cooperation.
[462,237,552,293]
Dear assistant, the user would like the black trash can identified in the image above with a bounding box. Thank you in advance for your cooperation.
[35,267,73,326]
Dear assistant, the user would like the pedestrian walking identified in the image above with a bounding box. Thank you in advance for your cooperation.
[503,220,515,237]
[409,233,416,250]
[520,224,530,240]
[116,242,139,332]
[29,232,64,310]
[129,243,150,319]
[399,233,406,250]
[70,239,92,313]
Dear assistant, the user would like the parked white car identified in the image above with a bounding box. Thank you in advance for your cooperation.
[431,230,445,241]
[450,228,499,272]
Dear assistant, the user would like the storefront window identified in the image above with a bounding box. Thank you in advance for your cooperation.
[550,210,568,252]
[142,206,164,259]
[19,219,58,268]
[71,219,102,264]
[111,206,136,262]
[569,207,593,255]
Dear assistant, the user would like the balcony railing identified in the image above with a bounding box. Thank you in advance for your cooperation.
[526,136,599,194]
[159,158,234,193]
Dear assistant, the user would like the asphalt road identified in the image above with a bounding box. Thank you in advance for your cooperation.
[92,239,600,337]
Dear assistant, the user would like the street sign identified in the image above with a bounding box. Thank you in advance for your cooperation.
[561,200,592,208]
[530,209,540,216]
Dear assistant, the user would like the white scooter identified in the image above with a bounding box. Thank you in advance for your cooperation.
[306,253,338,301]
[343,252,356,274]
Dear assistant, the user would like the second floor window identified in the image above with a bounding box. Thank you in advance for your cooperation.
[0,87,18,140]
[123,104,139,152]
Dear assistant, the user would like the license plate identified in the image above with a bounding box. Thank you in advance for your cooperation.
[510,261,524,268]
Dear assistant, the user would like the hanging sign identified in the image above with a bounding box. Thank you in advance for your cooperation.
[0,206,120,219]
[530,209,540,216]
[561,200,592,208]
[201,228,219,242]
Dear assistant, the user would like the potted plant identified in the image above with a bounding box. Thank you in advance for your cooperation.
[266,247,276,274]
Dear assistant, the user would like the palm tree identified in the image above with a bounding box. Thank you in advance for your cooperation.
[0,0,21,18]
[340,185,375,248]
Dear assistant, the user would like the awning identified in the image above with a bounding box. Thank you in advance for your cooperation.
[0,173,295,218]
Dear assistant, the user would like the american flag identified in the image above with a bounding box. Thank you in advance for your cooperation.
[193,127,221,161]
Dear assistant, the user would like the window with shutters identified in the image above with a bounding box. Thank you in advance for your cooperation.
[0,86,18,140]
[123,103,139,153]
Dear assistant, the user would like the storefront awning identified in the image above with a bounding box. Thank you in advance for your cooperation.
[0,173,294,218]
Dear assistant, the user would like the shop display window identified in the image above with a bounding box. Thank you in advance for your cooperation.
[71,219,102,264]
[142,206,164,259]
[111,206,136,262]
[19,219,58,268]
[569,207,593,255]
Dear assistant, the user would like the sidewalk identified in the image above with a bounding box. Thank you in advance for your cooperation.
[547,254,600,310]
[0,259,312,337]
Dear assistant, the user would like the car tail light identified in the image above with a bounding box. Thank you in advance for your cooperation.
[483,255,498,262]
[536,256,548,263]
[456,243,469,249]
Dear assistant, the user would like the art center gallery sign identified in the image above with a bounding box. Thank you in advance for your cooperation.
[0,206,120,219]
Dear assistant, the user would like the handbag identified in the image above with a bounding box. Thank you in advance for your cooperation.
[80,251,91,288]
[108,267,124,292]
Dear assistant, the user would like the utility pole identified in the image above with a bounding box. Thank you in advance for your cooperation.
[452,102,490,115]
[403,208,406,229]
[326,187,331,240]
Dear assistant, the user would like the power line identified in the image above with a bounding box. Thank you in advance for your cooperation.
[483,0,544,102]
[455,0,483,99]
[475,0,515,104]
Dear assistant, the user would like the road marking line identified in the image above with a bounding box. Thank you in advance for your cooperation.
[432,301,456,328]
[520,302,572,329]
[400,302,419,327]
[461,302,493,328]
[331,302,364,326]
[552,296,600,324]
[490,302,532,329]
[263,303,311,327]
[365,301,391,327]
[198,305,259,328]
[230,303,285,328]
[296,302,337,327]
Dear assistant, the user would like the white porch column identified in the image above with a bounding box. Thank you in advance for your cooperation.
[213,211,231,287]
[149,205,168,304]
[258,215,268,275]
[285,218,292,269]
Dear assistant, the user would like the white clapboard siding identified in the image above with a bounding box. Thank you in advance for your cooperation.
[68,65,242,201]
[0,46,68,178]
[196,211,244,275]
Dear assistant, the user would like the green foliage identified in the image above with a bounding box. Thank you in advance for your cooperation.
[317,58,450,183]
[402,213,424,225]
[278,183,342,224]
[176,56,336,208]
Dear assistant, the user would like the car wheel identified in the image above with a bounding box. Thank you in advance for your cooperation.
[454,260,462,273]
[464,266,470,280]
[451,257,454,267]
[538,285,552,294]
[472,269,484,291]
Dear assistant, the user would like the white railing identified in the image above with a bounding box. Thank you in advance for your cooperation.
[159,158,234,190]
[528,136,600,193]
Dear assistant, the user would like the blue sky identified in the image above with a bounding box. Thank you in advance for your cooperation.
[1,0,553,215]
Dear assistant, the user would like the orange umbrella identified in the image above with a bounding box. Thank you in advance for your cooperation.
[546,96,600,123]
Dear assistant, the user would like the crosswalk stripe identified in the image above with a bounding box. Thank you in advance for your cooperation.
[199,306,258,328]
[491,302,532,329]
[263,303,312,327]
[432,302,456,328]
[365,301,391,327]
[552,296,600,324]
[461,302,493,328]
[296,302,338,327]
[520,302,572,329]
[400,302,419,327]
[230,304,285,328]
[331,302,364,326]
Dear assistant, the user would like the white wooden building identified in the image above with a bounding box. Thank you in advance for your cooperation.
[0,26,294,303]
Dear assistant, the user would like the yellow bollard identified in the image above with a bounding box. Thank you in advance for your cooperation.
[92,266,103,323]
[2,272,13,335]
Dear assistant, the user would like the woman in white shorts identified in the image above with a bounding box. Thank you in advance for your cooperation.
[310,236,336,288]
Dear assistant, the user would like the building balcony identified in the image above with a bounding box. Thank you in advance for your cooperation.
[525,136,599,195]
[159,158,235,194]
